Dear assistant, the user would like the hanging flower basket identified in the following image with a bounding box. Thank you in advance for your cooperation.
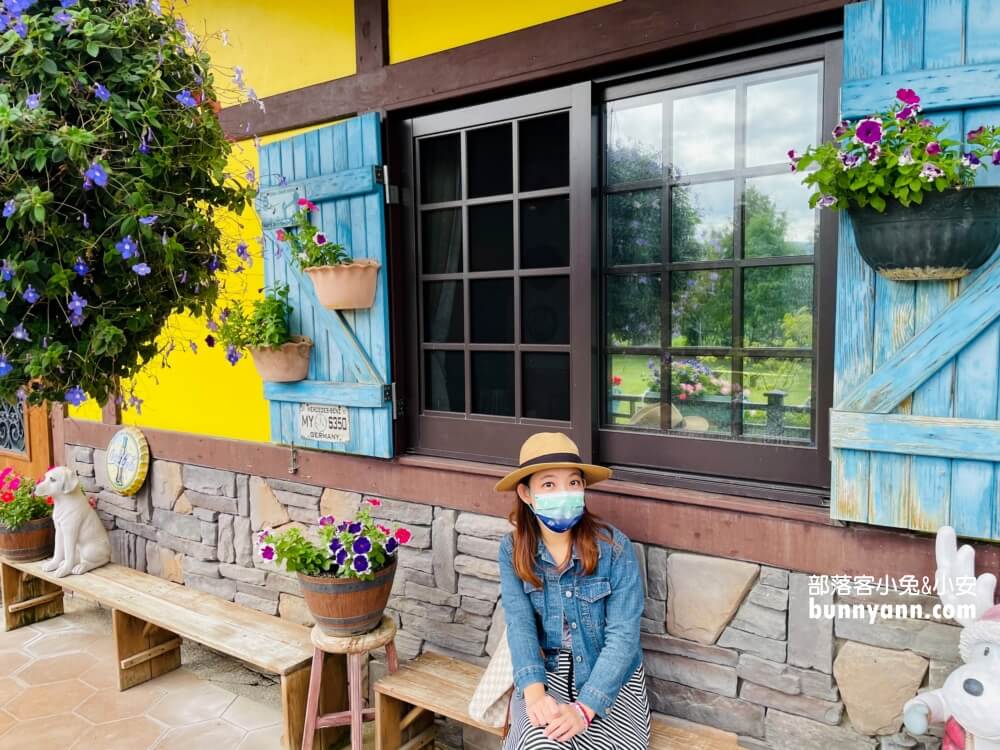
[0,517,55,563]
[849,187,1000,280]
[305,260,381,310]
[249,336,313,382]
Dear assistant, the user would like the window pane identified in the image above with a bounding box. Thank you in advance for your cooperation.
[606,94,662,185]
[743,266,813,348]
[607,274,660,347]
[741,358,813,443]
[671,270,732,347]
[469,202,513,272]
[423,281,464,343]
[472,352,514,416]
[669,356,733,435]
[519,113,569,192]
[672,88,735,175]
[745,174,817,258]
[422,208,463,274]
[420,133,461,203]
[746,73,819,167]
[425,350,464,412]
[521,196,569,269]
[671,182,734,261]
[608,190,661,266]
[523,352,570,421]
[468,123,513,198]
[471,279,514,343]
[522,276,569,345]
[607,354,658,427]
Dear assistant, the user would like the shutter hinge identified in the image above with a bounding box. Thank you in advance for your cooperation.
[374,165,398,205]
[384,382,403,419]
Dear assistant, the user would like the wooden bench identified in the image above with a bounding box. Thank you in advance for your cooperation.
[1,559,346,750]
[373,652,741,750]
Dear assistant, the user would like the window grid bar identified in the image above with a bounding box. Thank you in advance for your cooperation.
[732,82,748,438]
[512,118,523,419]
[461,130,472,416]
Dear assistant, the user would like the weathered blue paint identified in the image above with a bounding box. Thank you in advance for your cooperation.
[833,0,1000,541]
[255,113,393,459]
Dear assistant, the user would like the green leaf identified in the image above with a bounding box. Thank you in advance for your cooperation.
[41,59,58,75]
[32,204,45,223]
[870,195,886,212]
[86,42,100,57]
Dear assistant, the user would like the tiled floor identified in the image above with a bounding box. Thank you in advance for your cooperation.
[0,597,284,750]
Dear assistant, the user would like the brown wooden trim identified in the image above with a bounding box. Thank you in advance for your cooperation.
[50,403,65,464]
[355,0,388,74]
[219,0,848,139]
[59,417,993,580]
[102,399,121,426]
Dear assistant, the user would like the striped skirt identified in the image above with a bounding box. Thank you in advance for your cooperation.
[503,651,651,750]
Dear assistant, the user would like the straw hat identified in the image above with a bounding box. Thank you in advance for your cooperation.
[494,432,612,492]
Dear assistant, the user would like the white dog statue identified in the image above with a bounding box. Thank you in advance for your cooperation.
[903,526,1000,750]
[35,466,111,577]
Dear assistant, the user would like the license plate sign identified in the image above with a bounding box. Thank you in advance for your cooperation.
[299,404,351,443]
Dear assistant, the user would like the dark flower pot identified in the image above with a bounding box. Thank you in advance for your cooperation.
[0,516,55,562]
[848,187,1000,280]
[297,559,396,636]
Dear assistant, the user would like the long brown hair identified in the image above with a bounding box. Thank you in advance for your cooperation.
[508,485,612,588]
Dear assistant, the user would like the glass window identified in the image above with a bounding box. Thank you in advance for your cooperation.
[602,63,821,447]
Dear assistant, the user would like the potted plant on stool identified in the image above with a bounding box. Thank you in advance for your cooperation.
[792,88,1000,280]
[0,468,55,562]
[280,198,381,310]
[217,285,313,382]
[258,498,411,636]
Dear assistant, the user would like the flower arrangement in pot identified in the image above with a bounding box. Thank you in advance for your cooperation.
[215,285,312,382]
[258,497,411,636]
[792,88,1000,280]
[0,468,54,562]
[279,198,381,310]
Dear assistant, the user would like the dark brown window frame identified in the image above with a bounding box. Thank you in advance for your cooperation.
[598,40,842,490]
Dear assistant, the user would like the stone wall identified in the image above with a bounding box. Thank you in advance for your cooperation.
[67,445,958,750]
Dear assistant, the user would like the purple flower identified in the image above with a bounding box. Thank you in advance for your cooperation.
[926,141,942,156]
[208,255,220,272]
[68,292,87,315]
[335,548,348,566]
[968,126,987,143]
[22,285,39,304]
[128,395,143,415]
[225,344,241,365]
[919,119,934,128]
[206,319,219,332]
[83,162,108,190]
[352,555,370,573]
[13,20,26,39]
[896,105,917,121]
[116,235,138,259]
[896,88,920,105]
[233,66,245,89]
[245,168,256,183]
[60,0,78,7]
[73,257,89,276]
[138,130,151,154]
[2,200,14,218]
[70,311,85,327]
[1,260,14,281]
[0,356,11,377]
[898,146,914,166]
[329,537,342,551]
[921,163,945,181]
[832,120,850,138]
[132,262,151,276]
[64,385,86,406]
[384,537,399,555]
[139,215,158,225]
[219,308,230,324]
[817,195,836,209]
[338,521,350,532]
[81,212,89,228]
[94,82,110,102]
[235,242,250,261]
[348,521,362,534]
[205,334,216,348]
[837,151,861,170]
[353,536,372,554]
[11,324,29,341]
[25,93,40,110]
[867,143,881,164]
[319,515,335,526]
[175,89,197,108]
[260,544,275,561]
[962,152,982,169]
[53,10,72,25]
[189,341,198,354]
[787,149,800,173]
[854,118,883,145]
[312,232,327,246]
[993,150,1000,167]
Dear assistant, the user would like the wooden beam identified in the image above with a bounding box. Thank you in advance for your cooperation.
[7,590,63,614]
[837,253,1000,413]
[218,0,847,138]
[264,381,388,408]
[119,636,182,671]
[355,0,389,74]
[842,63,1000,118]
[831,411,1000,462]
[102,398,121,426]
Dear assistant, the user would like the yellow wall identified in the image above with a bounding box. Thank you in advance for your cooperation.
[388,0,620,63]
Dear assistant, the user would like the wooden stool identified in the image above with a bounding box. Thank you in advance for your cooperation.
[302,615,399,750]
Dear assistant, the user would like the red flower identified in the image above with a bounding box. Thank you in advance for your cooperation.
[394,528,412,544]
[1,491,13,503]
[275,229,286,241]
[366,497,382,507]
[612,375,622,386]
[45,497,53,506]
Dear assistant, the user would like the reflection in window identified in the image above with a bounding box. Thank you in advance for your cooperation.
[606,95,662,184]
[671,182,734,261]
[744,174,817,257]
[607,190,661,265]
[746,73,819,167]
[671,270,732,347]
[672,88,735,175]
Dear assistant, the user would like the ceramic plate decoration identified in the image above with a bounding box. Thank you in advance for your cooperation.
[106,426,150,496]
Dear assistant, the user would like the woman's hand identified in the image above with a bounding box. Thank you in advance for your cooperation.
[542,703,588,741]
[524,684,561,728]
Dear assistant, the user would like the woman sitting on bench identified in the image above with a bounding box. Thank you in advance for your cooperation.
[497,432,651,749]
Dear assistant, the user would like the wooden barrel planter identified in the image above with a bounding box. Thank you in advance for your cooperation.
[297,559,397,636]
[0,517,55,562]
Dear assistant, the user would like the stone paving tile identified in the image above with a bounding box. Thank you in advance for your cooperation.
[221,694,282,731]
[147,682,237,726]
[70,715,165,750]
[5,679,94,720]
[0,712,91,750]
[17,652,96,684]
[154,718,245,750]
[0,650,30,677]
[75,683,165,724]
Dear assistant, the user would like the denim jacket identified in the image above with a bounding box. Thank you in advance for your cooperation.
[498,524,644,717]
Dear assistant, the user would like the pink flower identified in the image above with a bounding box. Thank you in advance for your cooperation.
[896,88,920,105]
[394,528,412,544]
[377,524,391,535]
[8,477,20,490]
[678,393,687,401]
[275,228,286,241]
[0,467,12,483]
[968,126,986,143]
[319,515,335,526]
[694,383,703,392]
[366,497,382,508]
[926,141,942,155]
[260,544,275,561]
[918,119,933,128]
[297,198,318,212]
[787,149,800,173]
[720,385,731,396]
[257,529,271,544]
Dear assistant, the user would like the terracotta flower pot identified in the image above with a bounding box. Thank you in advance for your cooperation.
[305,260,381,310]
[0,516,55,562]
[249,336,313,382]
[297,559,397,636]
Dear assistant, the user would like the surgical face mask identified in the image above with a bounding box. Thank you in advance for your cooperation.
[530,490,585,533]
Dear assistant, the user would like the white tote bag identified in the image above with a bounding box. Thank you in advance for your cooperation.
[469,626,514,729]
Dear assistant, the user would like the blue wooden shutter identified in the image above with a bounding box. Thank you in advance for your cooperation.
[832,0,1000,539]
[254,113,393,459]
